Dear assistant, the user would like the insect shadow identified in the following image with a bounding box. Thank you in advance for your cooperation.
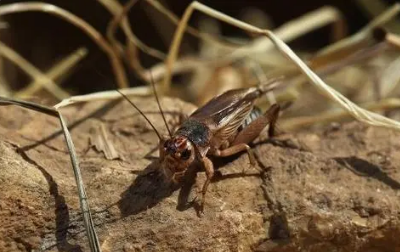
[118,153,260,217]
[334,156,400,189]
[118,160,176,217]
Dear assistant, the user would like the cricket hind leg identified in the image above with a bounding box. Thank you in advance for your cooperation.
[208,104,280,172]
[212,143,256,166]
[228,104,280,173]
[233,103,281,145]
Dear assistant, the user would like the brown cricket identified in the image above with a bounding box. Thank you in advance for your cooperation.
[117,79,281,212]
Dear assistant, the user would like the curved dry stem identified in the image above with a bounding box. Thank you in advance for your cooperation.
[145,0,238,50]
[144,6,347,84]
[0,41,69,99]
[103,0,237,82]
[15,47,88,98]
[106,0,149,81]
[163,1,400,131]
[0,2,128,89]
[125,39,149,81]
[159,5,347,88]
[100,0,166,60]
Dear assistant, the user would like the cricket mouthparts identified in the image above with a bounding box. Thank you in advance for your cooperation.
[164,139,177,154]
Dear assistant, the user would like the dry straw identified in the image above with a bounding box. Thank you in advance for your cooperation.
[0,41,70,99]
[1,2,400,252]
[0,2,129,89]
[0,97,101,251]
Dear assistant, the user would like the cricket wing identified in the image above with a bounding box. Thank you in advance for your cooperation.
[190,87,258,124]
[191,88,259,141]
[213,100,254,142]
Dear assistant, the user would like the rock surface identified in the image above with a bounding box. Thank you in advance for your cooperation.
[0,96,400,252]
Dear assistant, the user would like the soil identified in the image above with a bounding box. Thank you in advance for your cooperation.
[1,96,400,252]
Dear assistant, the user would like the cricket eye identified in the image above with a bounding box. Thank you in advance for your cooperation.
[181,149,191,160]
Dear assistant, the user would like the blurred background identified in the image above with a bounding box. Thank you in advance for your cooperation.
[0,0,395,92]
[0,0,399,130]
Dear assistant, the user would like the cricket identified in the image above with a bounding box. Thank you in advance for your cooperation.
[1,0,400,251]
[118,77,282,212]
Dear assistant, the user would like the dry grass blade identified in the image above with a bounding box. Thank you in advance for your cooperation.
[380,55,400,98]
[356,0,400,32]
[307,36,388,72]
[245,60,277,104]
[163,1,400,131]
[0,96,101,252]
[282,98,400,130]
[284,41,389,96]
[0,96,58,116]
[147,56,206,82]
[0,2,128,89]
[15,47,88,98]
[317,3,400,56]
[386,32,400,49]
[264,32,400,130]
[0,55,12,96]
[0,41,70,99]
[58,113,101,252]
[230,6,346,61]
[54,86,152,109]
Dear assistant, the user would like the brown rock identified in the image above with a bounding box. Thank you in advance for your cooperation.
[0,96,400,251]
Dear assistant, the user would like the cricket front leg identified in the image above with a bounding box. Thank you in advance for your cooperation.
[198,156,214,213]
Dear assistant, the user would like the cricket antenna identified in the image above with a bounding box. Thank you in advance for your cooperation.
[116,90,163,141]
[149,72,172,137]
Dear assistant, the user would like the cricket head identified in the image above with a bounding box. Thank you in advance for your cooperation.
[159,135,195,183]
[117,72,195,183]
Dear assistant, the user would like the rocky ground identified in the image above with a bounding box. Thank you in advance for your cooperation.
[1,96,400,252]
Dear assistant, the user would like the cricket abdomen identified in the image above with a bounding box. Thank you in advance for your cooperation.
[240,106,262,130]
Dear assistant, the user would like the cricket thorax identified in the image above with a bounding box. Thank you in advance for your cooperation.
[175,119,211,148]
